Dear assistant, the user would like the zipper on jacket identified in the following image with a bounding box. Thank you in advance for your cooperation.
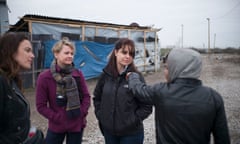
[113,77,121,134]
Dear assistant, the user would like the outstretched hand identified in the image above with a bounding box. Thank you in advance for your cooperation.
[125,72,132,80]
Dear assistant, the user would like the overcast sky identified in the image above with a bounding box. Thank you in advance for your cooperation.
[7,0,240,48]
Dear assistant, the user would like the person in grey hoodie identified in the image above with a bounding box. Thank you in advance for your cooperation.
[127,48,230,144]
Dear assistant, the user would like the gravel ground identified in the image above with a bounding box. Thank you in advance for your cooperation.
[26,53,240,144]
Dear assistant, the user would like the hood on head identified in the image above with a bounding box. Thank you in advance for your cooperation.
[167,48,202,82]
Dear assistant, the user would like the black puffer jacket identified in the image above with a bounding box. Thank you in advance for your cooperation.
[93,69,152,136]
[0,75,30,144]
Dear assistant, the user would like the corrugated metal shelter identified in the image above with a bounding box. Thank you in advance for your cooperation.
[8,14,161,88]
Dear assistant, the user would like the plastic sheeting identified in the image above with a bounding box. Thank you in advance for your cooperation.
[43,40,114,79]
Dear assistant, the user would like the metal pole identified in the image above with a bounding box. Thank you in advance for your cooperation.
[214,33,216,49]
[207,18,210,54]
[181,24,184,48]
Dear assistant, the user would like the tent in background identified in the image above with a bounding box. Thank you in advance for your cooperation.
[44,40,114,80]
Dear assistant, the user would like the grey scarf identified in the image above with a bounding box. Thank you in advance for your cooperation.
[50,60,81,118]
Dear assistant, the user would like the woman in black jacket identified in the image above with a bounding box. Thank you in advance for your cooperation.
[93,38,152,144]
[0,32,35,143]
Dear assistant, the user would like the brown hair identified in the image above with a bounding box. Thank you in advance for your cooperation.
[0,32,30,89]
[105,38,140,77]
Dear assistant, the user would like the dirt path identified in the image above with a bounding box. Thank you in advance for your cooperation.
[25,53,240,144]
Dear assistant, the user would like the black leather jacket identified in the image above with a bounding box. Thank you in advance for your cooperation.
[93,69,152,136]
[0,75,30,144]
[128,73,230,144]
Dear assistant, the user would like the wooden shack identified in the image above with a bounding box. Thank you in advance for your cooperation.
[9,14,161,88]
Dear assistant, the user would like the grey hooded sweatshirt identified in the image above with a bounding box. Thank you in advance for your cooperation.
[128,48,230,144]
[167,48,202,82]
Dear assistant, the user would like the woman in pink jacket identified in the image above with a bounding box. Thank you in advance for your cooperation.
[36,37,90,144]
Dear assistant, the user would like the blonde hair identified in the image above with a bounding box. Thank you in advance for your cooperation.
[52,37,75,54]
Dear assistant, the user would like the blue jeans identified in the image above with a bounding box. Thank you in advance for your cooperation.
[45,129,83,144]
[102,128,144,144]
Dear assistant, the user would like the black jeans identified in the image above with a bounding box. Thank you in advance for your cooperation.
[102,128,144,144]
[45,129,83,144]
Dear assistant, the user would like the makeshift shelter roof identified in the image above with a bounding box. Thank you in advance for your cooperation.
[9,14,161,32]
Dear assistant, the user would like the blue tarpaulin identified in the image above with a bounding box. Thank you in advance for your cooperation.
[43,40,114,79]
